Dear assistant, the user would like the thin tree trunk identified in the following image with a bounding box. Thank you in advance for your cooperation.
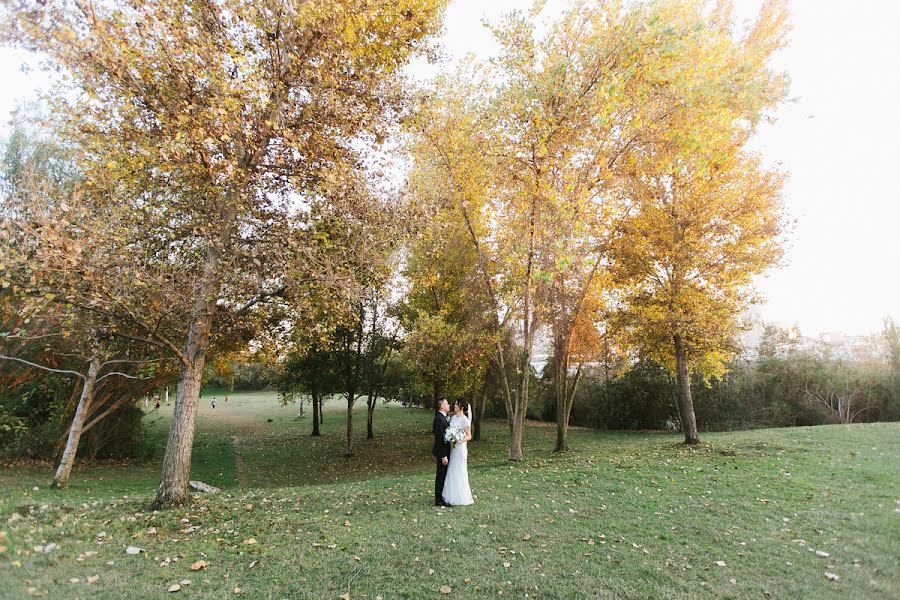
[345,395,355,456]
[311,389,321,437]
[319,395,324,424]
[475,384,487,441]
[674,335,700,445]
[51,354,100,489]
[554,386,568,452]
[432,376,442,411]
[366,392,375,439]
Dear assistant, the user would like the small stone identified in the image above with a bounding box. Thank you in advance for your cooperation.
[126,546,142,555]
[815,550,830,558]
[440,585,452,594]
[715,561,726,567]
[167,584,181,592]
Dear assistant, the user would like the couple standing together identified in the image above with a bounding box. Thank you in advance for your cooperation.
[432,398,475,507]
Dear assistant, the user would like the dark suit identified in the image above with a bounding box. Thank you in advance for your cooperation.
[432,411,451,505]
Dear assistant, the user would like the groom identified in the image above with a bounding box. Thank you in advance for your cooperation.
[432,398,451,507]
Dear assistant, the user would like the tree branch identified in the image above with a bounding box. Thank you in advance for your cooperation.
[0,355,86,380]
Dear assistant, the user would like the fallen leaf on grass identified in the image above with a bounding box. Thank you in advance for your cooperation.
[167,584,181,593]
[191,560,207,571]
[440,586,452,594]
[87,575,99,584]
[815,550,830,558]
[825,573,840,582]
[126,546,142,555]
[340,594,351,600]
[249,560,258,569]
[715,561,726,567]
[243,539,256,545]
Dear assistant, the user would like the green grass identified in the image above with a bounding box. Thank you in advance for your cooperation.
[1,391,898,599]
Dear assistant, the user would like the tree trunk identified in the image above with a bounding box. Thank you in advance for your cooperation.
[345,395,355,456]
[554,387,569,452]
[509,411,525,460]
[311,389,321,437]
[674,335,700,445]
[473,381,488,441]
[554,345,569,453]
[366,392,376,439]
[151,268,220,508]
[51,354,101,489]
[319,395,324,424]
[432,376,443,411]
[151,353,206,508]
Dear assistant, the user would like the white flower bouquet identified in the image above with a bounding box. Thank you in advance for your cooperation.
[444,425,466,447]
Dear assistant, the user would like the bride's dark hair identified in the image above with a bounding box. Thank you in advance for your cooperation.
[454,398,470,415]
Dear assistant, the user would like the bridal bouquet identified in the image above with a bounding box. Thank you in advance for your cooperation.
[444,426,466,447]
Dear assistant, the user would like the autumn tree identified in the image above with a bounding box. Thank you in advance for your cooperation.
[0,116,177,487]
[2,0,448,507]
[400,184,494,416]
[609,1,790,445]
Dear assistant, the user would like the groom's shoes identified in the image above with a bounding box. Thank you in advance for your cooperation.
[434,500,451,507]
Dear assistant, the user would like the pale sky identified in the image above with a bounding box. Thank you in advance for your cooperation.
[1,0,897,337]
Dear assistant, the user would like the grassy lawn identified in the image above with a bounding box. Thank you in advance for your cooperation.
[0,391,897,599]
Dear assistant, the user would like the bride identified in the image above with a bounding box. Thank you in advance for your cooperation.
[442,399,474,506]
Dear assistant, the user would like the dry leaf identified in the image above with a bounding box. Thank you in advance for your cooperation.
[825,572,840,582]
[243,539,257,545]
[167,584,181,593]
[440,585,452,594]
[715,561,726,567]
[87,575,99,584]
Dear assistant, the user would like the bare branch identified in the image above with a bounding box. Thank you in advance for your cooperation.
[0,355,86,380]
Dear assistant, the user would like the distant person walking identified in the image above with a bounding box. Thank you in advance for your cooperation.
[155,398,161,410]
[211,398,217,410]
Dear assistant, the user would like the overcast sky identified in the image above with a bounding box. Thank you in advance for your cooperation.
[1,0,897,336]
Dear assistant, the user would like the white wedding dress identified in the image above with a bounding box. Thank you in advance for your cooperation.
[442,414,474,506]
